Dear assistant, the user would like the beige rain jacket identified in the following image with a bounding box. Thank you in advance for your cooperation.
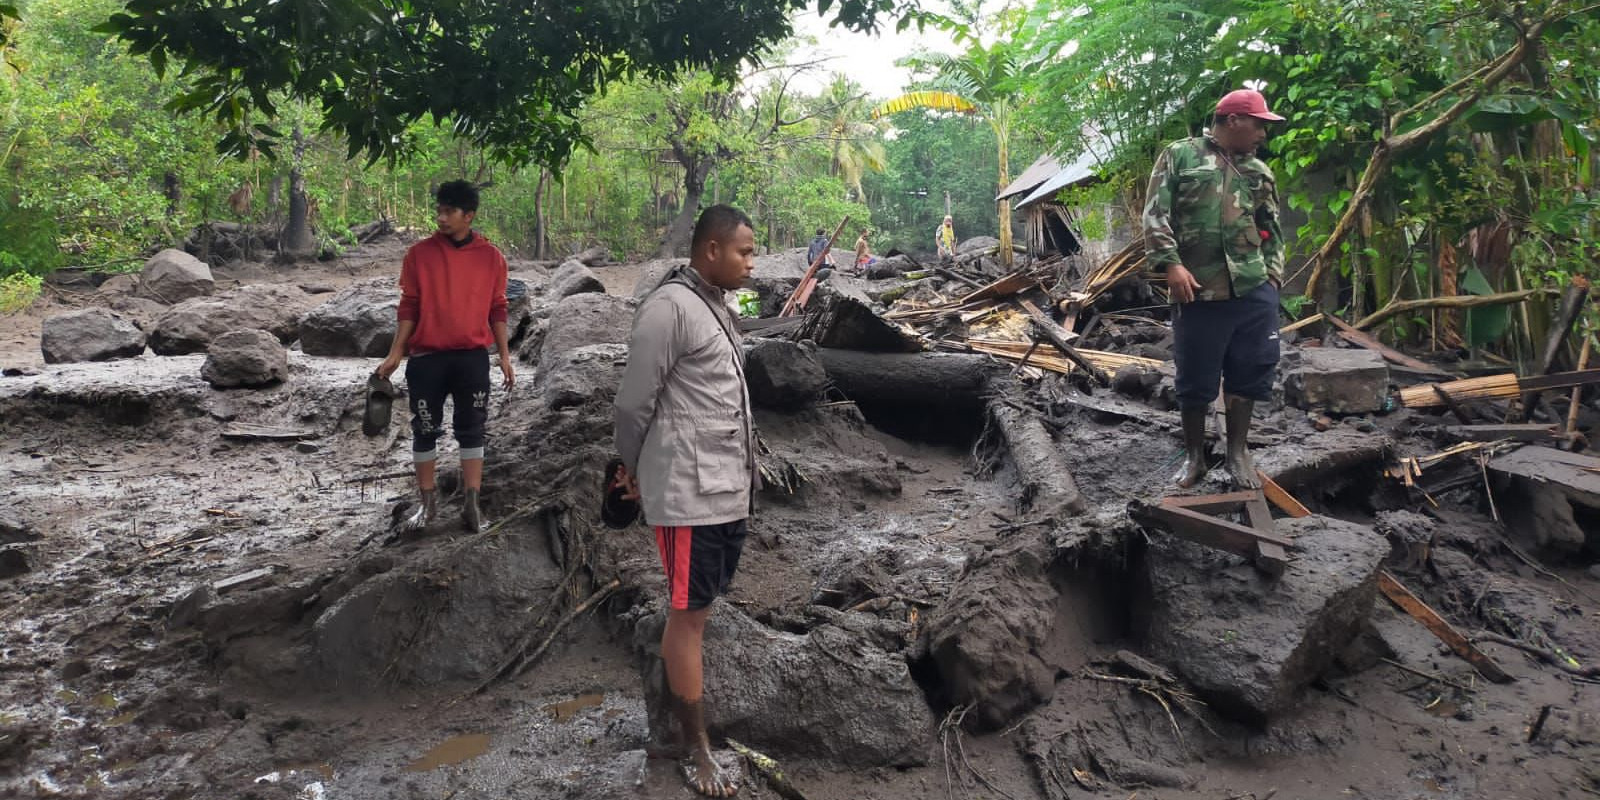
[614,265,756,527]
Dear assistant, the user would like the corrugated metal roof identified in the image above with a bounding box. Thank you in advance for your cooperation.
[995,153,1063,201]
[1014,149,1102,209]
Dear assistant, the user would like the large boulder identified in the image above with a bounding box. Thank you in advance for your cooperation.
[956,236,1001,255]
[537,293,636,369]
[148,284,315,355]
[299,278,398,357]
[137,248,214,304]
[1140,514,1389,723]
[635,604,934,767]
[40,308,146,363]
[547,259,606,300]
[201,329,288,388]
[750,248,808,281]
[538,343,627,410]
[921,538,1058,731]
[746,340,827,411]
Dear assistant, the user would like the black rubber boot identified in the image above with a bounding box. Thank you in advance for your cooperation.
[1225,395,1261,489]
[462,488,483,532]
[1175,406,1210,488]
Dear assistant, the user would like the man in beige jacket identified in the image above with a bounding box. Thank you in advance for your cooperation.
[614,204,756,798]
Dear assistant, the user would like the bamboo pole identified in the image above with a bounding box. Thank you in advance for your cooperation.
[1353,288,1556,332]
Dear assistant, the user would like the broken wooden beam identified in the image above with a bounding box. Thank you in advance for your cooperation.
[1257,472,1310,518]
[957,271,1042,305]
[1323,313,1452,377]
[1376,569,1514,684]
[1400,369,1600,408]
[1016,299,1110,386]
[1441,423,1559,442]
[1130,494,1293,576]
[221,422,317,441]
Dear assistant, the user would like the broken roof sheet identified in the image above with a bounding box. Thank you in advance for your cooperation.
[1015,149,1101,210]
[996,153,1063,201]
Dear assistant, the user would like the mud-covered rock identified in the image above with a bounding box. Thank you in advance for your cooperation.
[202,329,289,388]
[746,340,827,411]
[548,259,606,300]
[634,603,934,766]
[1285,347,1389,414]
[922,537,1059,731]
[148,284,314,355]
[1111,363,1160,399]
[138,248,214,303]
[299,277,398,357]
[957,236,1000,255]
[630,258,690,301]
[96,274,138,296]
[40,308,146,363]
[1374,509,1437,568]
[538,293,636,367]
[1489,445,1600,556]
[538,343,627,409]
[311,524,563,689]
[1140,514,1389,723]
[0,511,36,545]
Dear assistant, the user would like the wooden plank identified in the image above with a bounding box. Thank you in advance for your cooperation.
[958,271,1040,305]
[1139,503,1293,573]
[221,422,316,441]
[1279,313,1326,336]
[1377,569,1514,684]
[779,215,850,317]
[1519,368,1600,393]
[1241,493,1289,570]
[1161,491,1258,515]
[1017,298,1110,386]
[1325,314,1452,376]
[1257,472,1310,518]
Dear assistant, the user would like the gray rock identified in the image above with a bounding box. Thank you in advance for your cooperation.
[537,293,636,369]
[1141,514,1389,723]
[137,248,214,303]
[1588,564,1600,582]
[750,248,808,281]
[148,284,314,355]
[0,511,36,545]
[957,235,1001,255]
[922,537,1058,731]
[96,274,138,296]
[105,295,168,327]
[1374,510,1437,568]
[1285,347,1389,414]
[539,343,627,409]
[635,604,934,766]
[630,258,690,301]
[299,277,398,357]
[201,329,288,388]
[1111,363,1160,399]
[548,259,606,300]
[312,522,562,689]
[40,308,146,363]
[746,340,827,411]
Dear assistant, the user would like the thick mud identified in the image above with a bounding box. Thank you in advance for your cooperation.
[3,239,1599,800]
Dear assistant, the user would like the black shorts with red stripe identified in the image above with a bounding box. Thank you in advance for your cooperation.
[654,520,748,611]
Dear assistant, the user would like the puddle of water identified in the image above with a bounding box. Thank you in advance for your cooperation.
[404,733,491,772]
[541,693,604,723]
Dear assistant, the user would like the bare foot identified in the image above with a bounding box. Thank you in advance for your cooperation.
[680,748,739,797]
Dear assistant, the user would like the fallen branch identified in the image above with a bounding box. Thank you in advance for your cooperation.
[727,738,808,800]
[1476,631,1600,677]
[1379,657,1475,692]
[1353,288,1556,331]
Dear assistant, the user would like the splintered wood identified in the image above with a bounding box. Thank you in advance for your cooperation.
[1377,570,1514,684]
[1400,369,1600,408]
[967,338,1162,376]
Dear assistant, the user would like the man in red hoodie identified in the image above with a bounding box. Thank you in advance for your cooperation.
[376,180,514,531]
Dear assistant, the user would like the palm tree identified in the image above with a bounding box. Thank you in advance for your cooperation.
[872,41,1020,265]
[820,76,888,203]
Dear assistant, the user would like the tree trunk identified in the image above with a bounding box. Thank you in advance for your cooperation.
[533,168,549,260]
[994,111,1014,267]
[813,349,996,409]
[658,159,709,258]
[163,171,181,217]
[280,126,318,257]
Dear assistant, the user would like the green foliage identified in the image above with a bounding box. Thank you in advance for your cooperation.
[0,269,41,313]
[98,0,908,171]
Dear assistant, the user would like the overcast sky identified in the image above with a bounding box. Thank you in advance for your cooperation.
[786,7,962,99]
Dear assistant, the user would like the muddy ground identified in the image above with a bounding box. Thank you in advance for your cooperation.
[3,235,1599,800]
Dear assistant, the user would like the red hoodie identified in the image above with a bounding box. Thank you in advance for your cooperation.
[397,232,509,355]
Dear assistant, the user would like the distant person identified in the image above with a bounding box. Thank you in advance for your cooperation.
[376,180,514,532]
[806,227,836,269]
[614,204,759,798]
[935,214,957,261]
[1143,89,1285,489]
[853,228,876,274]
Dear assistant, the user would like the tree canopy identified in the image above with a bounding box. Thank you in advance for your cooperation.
[98,0,916,169]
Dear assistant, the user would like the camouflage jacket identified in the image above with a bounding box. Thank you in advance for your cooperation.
[1142,135,1284,302]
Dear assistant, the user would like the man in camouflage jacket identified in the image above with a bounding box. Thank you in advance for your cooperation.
[1143,89,1285,488]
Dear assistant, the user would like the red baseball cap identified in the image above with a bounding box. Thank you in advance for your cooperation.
[1215,89,1285,122]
